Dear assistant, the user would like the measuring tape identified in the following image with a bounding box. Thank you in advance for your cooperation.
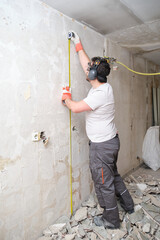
[68,38,73,216]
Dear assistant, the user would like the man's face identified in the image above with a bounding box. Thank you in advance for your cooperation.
[86,61,93,82]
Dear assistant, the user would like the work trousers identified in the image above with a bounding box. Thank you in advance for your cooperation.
[89,134,134,228]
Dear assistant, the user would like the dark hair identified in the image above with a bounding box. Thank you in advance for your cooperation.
[91,57,111,83]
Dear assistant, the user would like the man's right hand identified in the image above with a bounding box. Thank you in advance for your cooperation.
[70,31,80,45]
[69,30,83,52]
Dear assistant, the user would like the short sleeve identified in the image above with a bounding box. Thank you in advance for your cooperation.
[83,90,106,110]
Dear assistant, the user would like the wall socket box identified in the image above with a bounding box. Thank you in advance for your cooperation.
[32,132,41,142]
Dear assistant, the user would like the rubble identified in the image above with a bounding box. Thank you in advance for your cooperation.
[49,223,67,234]
[92,226,108,240]
[74,207,88,222]
[65,234,76,240]
[128,209,144,224]
[37,168,160,240]
[142,223,150,233]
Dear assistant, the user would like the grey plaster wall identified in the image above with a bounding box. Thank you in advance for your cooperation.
[0,0,159,240]
[0,0,104,239]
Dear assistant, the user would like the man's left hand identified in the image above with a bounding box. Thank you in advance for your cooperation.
[62,86,72,105]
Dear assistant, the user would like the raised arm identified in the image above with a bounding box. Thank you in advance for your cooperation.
[70,31,90,74]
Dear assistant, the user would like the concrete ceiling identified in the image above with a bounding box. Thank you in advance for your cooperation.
[40,0,160,65]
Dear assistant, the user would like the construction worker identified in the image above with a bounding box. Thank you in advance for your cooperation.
[62,31,134,229]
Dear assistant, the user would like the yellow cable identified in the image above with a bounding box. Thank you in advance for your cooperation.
[116,61,160,76]
[68,39,73,216]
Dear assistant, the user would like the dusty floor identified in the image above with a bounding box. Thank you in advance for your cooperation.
[37,164,160,240]
[131,164,160,180]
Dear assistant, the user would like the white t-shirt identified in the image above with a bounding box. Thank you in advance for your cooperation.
[83,83,117,143]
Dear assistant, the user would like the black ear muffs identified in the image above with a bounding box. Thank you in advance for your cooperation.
[88,69,97,80]
[88,59,101,80]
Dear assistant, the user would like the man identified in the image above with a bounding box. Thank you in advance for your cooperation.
[62,31,134,229]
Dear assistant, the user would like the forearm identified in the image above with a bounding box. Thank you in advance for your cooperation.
[69,31,90,74]
[65,98,92,113]
[65,99,75,112]
[78,49,90,74]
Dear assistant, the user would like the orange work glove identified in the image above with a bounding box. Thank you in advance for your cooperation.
[62,86,71,104]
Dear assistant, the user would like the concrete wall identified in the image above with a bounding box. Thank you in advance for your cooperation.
[105,39,158,174]
[0,0,159,240]
[0,0,104,239]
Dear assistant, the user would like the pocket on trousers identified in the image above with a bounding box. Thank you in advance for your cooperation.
[91,166,103,185]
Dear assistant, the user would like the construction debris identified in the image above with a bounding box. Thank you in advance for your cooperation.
[37,172,160,240]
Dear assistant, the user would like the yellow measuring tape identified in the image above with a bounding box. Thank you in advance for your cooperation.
[68,39,73,215]
[116,61,160,76]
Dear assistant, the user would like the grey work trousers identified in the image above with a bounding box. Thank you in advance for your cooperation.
[89,134,134,228]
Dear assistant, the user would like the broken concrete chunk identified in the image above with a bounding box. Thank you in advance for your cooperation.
[70,217,78,228]
[74,207,87,222]
[78,225,86,237]
[96,204,103,215]
[93,226,108,240]
[133,197,143,205]
[137,183,147,192]
[154,215,160,223]
[81,223,93,232]
[135,189,144,198]
[71,225,79,234]
[43,228,52,237]
[74,237,81,240]
[80,218,91,226]
[125,236,134,240]
[130,226,139,240]
[145,187,160,195]
[37,237,53,240]
[107,228,127,240]
[81,195,97,208]
[150,226,157,235]
[138,231,150,240]
[123,217,132,234]
[147,181,158,186]
[119,211,126,221]
[149,194,160,208]
[142,195,151,203]
[88,208,97,217]
[88,232,97,240]
[49,223,66,234]
[128,209,144,224]
[66,222,72,234]
[124,177,132,184]
[141,202,160,213]
[155,227,160,239]
[65,234,76,240]
[135,204,142,212]
[142,223,150,233]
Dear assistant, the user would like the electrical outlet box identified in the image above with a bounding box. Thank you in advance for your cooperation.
[32,132,41,142]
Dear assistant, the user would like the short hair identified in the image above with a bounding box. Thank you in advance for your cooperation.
[91,57,111,83]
